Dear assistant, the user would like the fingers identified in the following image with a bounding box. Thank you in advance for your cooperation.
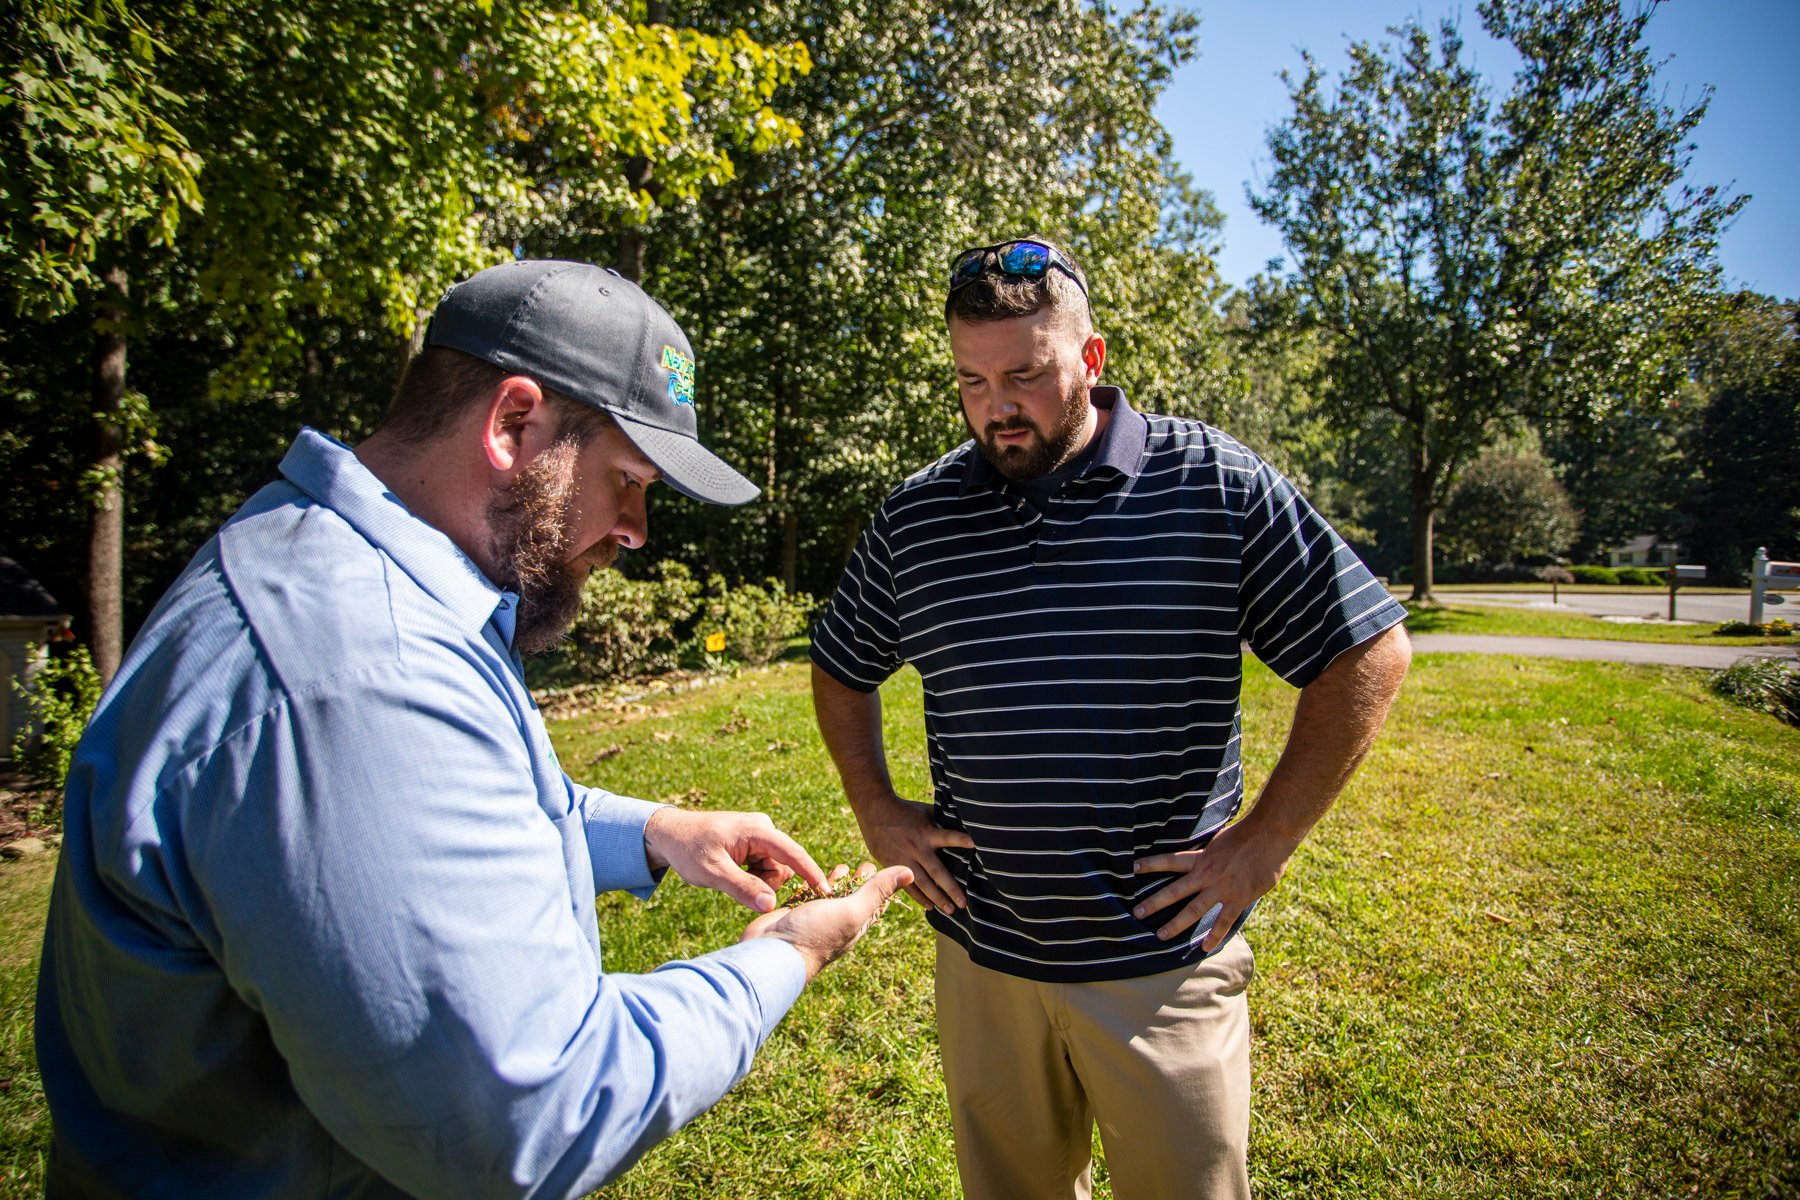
[712,856,781,914]
[929,827,977,852]
[746,824,830,894]
[1155,898,1228,944]
[906,849,967,915]
[1132,850,1200,877]
[856,864,914,912]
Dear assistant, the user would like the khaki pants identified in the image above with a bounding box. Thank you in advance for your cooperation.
[934,932,1254,1200]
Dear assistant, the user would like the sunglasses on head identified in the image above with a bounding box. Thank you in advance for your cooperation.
[947,240,1089,298]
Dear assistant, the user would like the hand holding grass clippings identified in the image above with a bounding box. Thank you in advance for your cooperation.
[644,806,831,914]
[742,862,915,980]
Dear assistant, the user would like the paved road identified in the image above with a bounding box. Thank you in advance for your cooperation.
[1434,589,1788,625]
[1409,634,1799,669]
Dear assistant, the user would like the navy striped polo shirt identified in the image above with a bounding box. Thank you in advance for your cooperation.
[811,387,1406,982]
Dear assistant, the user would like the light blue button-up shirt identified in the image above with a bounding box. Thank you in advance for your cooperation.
[36,428,807,1199]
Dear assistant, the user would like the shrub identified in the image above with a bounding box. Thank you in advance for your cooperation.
[1570,565,1620,585]
[1716,618,1795,638]
[10,642,102,795]
[689,575,815,668]
[562,561,701,681]
[1618,567,1665,586]
[1710,657,1800,727]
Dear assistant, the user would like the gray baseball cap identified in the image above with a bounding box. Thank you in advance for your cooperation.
[424,259,758,506]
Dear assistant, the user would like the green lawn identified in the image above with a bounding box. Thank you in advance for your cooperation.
[1403,601,1795,646]
[2,654,1797,1198]
[1401,583,1751,596]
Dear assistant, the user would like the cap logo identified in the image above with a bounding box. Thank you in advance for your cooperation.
[661,345,695,407]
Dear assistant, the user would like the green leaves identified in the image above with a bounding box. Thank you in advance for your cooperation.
[1251,0,1740,595]
[0,1,202,316]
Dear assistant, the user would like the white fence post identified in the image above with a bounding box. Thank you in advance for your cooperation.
[1751,547,1768,626]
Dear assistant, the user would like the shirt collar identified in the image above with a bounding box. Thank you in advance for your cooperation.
[279,428,517,641]
[960,386,1147,495]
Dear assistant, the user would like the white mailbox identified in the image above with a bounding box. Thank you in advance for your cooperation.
[1750,548,1800,625]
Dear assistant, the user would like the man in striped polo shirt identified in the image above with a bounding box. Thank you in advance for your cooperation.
[810,237,1412,1198]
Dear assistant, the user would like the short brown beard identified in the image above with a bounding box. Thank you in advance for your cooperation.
[485,437,597,655]
[969,376,1092,481]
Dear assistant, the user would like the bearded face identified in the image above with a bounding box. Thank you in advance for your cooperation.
[484,436,615,655]
[967,374,1093,482]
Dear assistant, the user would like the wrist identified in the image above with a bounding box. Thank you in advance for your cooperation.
[642,804,679,872]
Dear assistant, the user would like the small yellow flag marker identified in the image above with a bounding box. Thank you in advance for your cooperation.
[705,631,727,653]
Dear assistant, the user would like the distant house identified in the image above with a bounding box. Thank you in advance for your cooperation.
[1,551,71,761]
[1604,535,1683,569]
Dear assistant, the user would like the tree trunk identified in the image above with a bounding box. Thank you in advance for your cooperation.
[780,510,798,591]
[1409,489,1435,604]
[88,264,129,684]
[1408,425,1434,604]
[615,188,649,283]
[613,0,667,283]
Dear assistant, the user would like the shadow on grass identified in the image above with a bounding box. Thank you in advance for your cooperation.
[1399,603,1458,633]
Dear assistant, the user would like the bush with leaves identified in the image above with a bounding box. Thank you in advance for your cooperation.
[689,575,815,669]
[1715,619,1794,638]
[1710,657,1800,727]
[10,642,103,798]
[1570,566,1621,585]
[559,562,702,683]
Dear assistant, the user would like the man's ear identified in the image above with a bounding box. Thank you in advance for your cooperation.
[481,376,549,475]
[1082,332,1107,386]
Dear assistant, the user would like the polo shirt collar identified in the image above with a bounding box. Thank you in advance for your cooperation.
[961,385,1147,495]
[280,427,516,640]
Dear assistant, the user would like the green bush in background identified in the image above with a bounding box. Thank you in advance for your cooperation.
[9,643,102,800]
[688,575,815,669]
[561,563,703,683]
[1618,566,1667,586]
[551,564,817,685]
[1570,565,1622,585]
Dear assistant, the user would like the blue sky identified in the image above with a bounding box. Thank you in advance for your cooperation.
[1155,1,1799,299]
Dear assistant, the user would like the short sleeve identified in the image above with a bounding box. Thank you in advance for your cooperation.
[1236,461,1407,687]
[809,510,904,692]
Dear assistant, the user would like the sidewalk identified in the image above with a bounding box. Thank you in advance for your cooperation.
[1409,634,1800,670]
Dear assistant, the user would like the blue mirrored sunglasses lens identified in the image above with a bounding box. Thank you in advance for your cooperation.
[950,252,987,288]
[997,242,1051,277]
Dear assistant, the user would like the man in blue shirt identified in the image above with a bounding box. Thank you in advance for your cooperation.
[37,260,910,1199]
[811,238,1411,1198]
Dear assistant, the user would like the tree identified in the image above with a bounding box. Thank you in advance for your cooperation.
[1677,294,1800,577]
[1250,0,1740,602]
[1439,444,1580,568]
[569,0,1225,593]
[1,0,810,681]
